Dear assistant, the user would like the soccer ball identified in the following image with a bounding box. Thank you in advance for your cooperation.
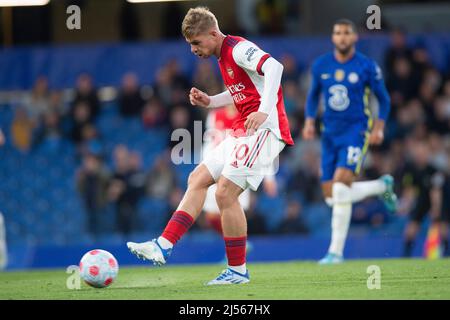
[79,249,119,288]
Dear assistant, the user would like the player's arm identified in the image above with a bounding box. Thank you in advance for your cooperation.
[303,62,321,140]
[368,61,391,145]
[0,128,4,146]
[245,57,284,133]
[231,41,281,133]
[189,87,233,109]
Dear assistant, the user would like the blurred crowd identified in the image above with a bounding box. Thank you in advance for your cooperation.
[6,29,450,248]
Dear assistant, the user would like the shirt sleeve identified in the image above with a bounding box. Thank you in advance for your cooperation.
[232,40,271,75]
[258,57,284,115]
[305,61,321,119]
[369,60,391,121]
[208,90,234,109]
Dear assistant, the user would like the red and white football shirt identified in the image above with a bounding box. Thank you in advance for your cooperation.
[217,35,294,146]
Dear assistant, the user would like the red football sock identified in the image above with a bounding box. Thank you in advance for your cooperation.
[161,211,194,245]
[224,236,247,266]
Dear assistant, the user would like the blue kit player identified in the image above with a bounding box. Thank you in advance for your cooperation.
[303,19,398,264]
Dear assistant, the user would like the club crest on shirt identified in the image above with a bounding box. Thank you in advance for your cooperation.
[227,67,234,79]
[348,72,359,83]
[334,69,345,82]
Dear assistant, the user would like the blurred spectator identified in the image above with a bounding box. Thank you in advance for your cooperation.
[246,194,268,235]
[411,41,432,82]
[77,123,103,159]
[33,111,64,149]
[286,142,322,204]
[71,73,100,120]
[276,200,309,234]
[168,103,196,150]
[118,72,145,117]
[399,140,446,257]
[430,96,450,135]
[283,80,301,116]
[192,60,222,96]
[154,59,190,106]
[108,146,146,236]
[48,91,65,114]
[147,152,177,199]
[419,68,442,119]
[70,102,93,144]
[386,57,420,104]
[281,54,301,83]
[384,28,413,76]
[256,0,286,35]
[10,107,35,153]
[142,97,167,129]
[22,76,50,125]
[77,153,111,237]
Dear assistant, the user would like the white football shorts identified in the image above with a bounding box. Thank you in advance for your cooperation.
[201,129,285,191]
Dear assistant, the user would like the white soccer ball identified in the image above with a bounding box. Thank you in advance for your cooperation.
[79,249,119,288]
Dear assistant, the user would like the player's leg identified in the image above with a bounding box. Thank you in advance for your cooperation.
[205,187,251,236]
[320,127,367,264]
[324,178,395,207]
[321,151,396,211]
[206,176,250,285]
[206,130,284,284]
[319,168,354,264]
[217,176,247,269]
[204,184,223,235]
[319,135,347,264]
[127,163,215,265]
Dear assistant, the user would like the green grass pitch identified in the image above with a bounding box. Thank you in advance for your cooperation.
[1,258,450,299]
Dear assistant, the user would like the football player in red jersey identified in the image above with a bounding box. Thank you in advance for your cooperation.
[127,6,293,285]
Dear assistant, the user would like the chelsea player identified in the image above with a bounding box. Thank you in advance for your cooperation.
[303,19,397,264]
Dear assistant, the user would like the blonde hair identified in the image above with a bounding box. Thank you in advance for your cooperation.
[181,7,218,39]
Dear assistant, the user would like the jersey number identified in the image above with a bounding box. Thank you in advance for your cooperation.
[347,146,362,165]
[230,143,250,168]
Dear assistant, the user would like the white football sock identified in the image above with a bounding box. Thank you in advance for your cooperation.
[157,236,173,249]
[229,264,247,275]
[350,180,386,202]
[325,179,386,207]
[328,182,352,257]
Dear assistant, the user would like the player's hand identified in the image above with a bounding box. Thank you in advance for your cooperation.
[369,120,385,145]
[244,112,268,135]
[0,129,4,146]
[302,118,316,140]
[189,87,210,108]
[368,129,384,145]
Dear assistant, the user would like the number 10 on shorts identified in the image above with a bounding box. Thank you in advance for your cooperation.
[230,143,250,168]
